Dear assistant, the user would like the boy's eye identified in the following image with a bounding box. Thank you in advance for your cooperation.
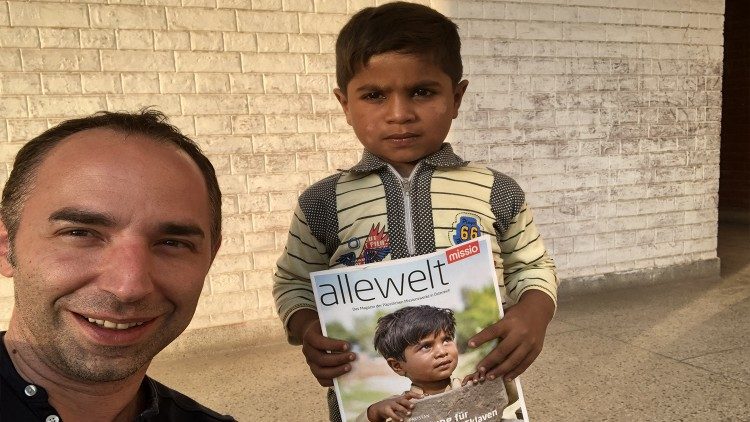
[362,92,385,101]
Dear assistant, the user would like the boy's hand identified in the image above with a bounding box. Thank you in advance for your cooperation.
[366,392,423,422]
[289,309,356,387]
[467,290,555,382]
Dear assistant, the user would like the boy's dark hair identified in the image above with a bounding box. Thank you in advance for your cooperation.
[1,108,222,263]
[373,305,456,361]
[335,1,462,91]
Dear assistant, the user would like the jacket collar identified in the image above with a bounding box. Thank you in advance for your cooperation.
[345,143,468,174]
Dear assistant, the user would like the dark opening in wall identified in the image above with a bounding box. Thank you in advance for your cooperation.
[720,0,750,224]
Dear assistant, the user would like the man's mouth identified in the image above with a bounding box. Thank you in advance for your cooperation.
[86,318,145,330]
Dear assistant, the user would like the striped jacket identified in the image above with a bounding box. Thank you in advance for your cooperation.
[273,143,558,343]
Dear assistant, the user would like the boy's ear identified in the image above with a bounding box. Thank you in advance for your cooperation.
[0,220,15,278]
[451,80,469,119]
[386,357,407,376]
[333,88,353,126]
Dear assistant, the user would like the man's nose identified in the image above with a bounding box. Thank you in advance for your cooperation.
[99,239,154,302]
[385,95,416,124]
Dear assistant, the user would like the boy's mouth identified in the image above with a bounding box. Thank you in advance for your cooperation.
[434,359,453,369]
[384,132,418,140]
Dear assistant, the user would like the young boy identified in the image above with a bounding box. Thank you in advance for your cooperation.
[365,306,462,422]
[273,2,558,421]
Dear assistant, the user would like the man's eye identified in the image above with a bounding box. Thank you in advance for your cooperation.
[159,239,195,251]
[413,88,432,97]
[64,229,93,237]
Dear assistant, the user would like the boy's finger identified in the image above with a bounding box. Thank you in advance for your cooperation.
[486,344,529,380]
[467,320,507,348]
[304,346,355,367]
[474,337,516,376]
[305,329,350,352]
[309,361,351,381]
[504,347,541,381]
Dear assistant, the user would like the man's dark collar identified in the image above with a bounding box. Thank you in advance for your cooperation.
[345,143,468,173]
[0,331,160,418]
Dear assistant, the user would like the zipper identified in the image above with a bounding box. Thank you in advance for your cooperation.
[387,163,421,256]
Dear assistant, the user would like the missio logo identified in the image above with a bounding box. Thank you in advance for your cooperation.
[446,239,481,264]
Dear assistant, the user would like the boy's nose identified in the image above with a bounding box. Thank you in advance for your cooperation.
[385,96,416,123]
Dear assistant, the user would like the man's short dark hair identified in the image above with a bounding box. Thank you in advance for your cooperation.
[373,305,456,361]
[335,1,462,92]
[0,109,222,261]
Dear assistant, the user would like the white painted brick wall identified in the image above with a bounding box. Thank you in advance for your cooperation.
[0,0,725,332]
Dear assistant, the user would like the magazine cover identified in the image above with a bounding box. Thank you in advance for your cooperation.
[311,236,529,422]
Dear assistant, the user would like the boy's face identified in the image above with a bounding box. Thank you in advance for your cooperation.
[388,330,459,388]
[334,52,468,176]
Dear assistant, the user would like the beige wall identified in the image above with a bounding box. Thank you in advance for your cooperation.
[0,0,725,334]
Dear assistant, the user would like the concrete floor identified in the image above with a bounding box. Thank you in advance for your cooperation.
[148,222,750,421]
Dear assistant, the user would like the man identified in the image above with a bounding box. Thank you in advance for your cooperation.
[0,110,235,421]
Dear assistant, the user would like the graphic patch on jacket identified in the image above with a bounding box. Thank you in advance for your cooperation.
[451,213,483,245]
[337,223,391,266]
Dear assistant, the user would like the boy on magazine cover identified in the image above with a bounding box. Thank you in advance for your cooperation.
[273,2,559,421]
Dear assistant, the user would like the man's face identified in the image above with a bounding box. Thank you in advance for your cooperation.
[0,128,217,382]
[334,52,468,176]
[388,330,459,387]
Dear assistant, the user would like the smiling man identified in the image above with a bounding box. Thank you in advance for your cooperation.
[0,110,234,421]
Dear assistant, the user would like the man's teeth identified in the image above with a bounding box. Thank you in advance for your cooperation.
[87,318,144,330]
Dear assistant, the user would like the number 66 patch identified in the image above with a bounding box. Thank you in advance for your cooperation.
[451,213,483,245]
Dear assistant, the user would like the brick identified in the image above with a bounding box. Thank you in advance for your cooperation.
[9,2,88,27]
[117,29,154,50]
[262,74,296,94]
[242,232,275,253]
[469,20,515,39]
[90,5,167,29]
[28,96,106,118]
[159,73,195,93]
[154,31,190,50]
[0,28,39,48]
[237,10,298,32]
[119,73,158,94]
[41,73,82,94]
[231,115,265,134]
[181,94,248,114]
[252,133,315,153]
[297,114,328,133]
[257,33,288,52]
[265,154,296,173]
[236,193,268,213]
[166,8,236,31]
[80,29,116,49]
[299,12,349,34]
[22,50,99,72]
[265,115,297,133]
[311,94,339,113]
[195,73,231,93]
[248,94,312,115]
[0,74,41,94]
[175,51,241,73]
[106,94,182,116]
[210,272,244,293]
[230,74,264,93]
[101,51,175,71]
[289,34,319,53]
[224,32,257,52]
[563,23,606,41]
[81,73,121,94]
[305,53,334,73]
[241,53,305,73]
[190,31,224,51]
[252,211,296,231]
[516,22,563,41]
[39,28,80,49]
[7,119,47,142]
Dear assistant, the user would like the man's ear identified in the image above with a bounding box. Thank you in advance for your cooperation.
[0,220,15,278]
[333,88,353,126]
[386,357,406,376]
[451,79,469,119]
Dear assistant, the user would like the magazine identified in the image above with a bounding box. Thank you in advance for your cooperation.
[311,236,529,422]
